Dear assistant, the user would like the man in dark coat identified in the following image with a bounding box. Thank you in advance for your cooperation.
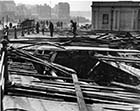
[36,22,40,34]
[70,20,77,38]
[49,21,54,37]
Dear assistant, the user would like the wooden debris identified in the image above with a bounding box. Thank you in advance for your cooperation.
[72,74,88,111]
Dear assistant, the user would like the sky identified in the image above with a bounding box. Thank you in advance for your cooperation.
[13,0,92,11]
[12,0,140,11]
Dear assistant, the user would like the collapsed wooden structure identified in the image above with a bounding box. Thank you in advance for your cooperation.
[1,32,140,111]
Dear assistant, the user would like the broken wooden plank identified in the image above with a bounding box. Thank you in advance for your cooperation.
[10,81,140,104]
[10,47,76,75]
[9,70,95,83]
[112,82,140,94]
[8,85,131,105]
[94,55,140,64]
[72,74,88,111]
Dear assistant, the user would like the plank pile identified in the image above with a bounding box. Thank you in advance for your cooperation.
[6,61,140,111]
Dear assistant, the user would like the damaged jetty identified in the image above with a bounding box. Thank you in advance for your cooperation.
[2,29,140,111]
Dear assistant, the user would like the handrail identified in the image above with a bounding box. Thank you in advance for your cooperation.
[0,37,8,111]
[0,52,5,82]
[0,51,6,111]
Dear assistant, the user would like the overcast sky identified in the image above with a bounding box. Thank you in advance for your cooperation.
[13,0,139,11]
[14,0,91,11]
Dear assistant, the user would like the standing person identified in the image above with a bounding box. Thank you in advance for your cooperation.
[46,20,49,26]
[49,21,54,37]
[9,22,12,28]
[60,21,63,29]
[13,26,17,39]
[41,22,45,35]
[36,22,40,34]
[4,25,9,36]
[70,20,77,38]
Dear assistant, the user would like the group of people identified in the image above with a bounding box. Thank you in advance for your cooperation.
[35,21,54,37]
[35,20,77,38]
[3,22,14,36]
[1,19,78,39]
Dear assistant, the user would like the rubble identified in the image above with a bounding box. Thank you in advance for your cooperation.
[1,30,140,111]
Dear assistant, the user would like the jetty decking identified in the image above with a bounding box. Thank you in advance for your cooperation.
[1,30,140,111]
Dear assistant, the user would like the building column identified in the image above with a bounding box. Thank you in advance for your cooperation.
[96,8,99,30]
[135,10,139,31]
[113,10,119,31]
[110,7,114,31]
[131,10,135,31]
[91,7,94,30]
[118,9,121,31]
[92,10,96,30]
[113,10,116,30]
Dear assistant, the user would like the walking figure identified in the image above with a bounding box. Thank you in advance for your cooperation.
[70,20,77,38]
[36,22,40,34]
[49,21,54,37]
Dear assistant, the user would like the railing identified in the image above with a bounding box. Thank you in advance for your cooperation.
[0,51,5,111]
[0,26,35,40]
[0,37,8,111]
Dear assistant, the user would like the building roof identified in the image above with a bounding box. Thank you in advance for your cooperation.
[91,1,140,7]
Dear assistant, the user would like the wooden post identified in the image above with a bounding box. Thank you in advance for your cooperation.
[0,86,3,111]
[1,38,8,88]
[0,37,8,111]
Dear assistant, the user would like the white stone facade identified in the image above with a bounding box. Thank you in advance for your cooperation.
[91,1,140,31]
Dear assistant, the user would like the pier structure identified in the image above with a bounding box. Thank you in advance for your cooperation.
[91,1,140,31]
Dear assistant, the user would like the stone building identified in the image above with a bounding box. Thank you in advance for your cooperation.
[91,1,140,31]
[16,4,31,20]
[54,2,70,21]
[0,0,16,22]
[36,4,51,19]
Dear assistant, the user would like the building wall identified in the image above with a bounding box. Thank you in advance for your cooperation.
[56,2,70,20]
[36,4,51,19]
[0,0,16,22]
[119,8,133,31]
[91,2,140,31]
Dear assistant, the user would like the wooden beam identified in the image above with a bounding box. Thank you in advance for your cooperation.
[0,86,3,111]
[9,71,127,92]
[95,55,140,63]
[72,74,88,111]
[11,48,76,75]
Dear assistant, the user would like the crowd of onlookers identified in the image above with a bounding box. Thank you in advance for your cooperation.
[33,20,78,37]
[0,19,91,38]
[35,20,55,37]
